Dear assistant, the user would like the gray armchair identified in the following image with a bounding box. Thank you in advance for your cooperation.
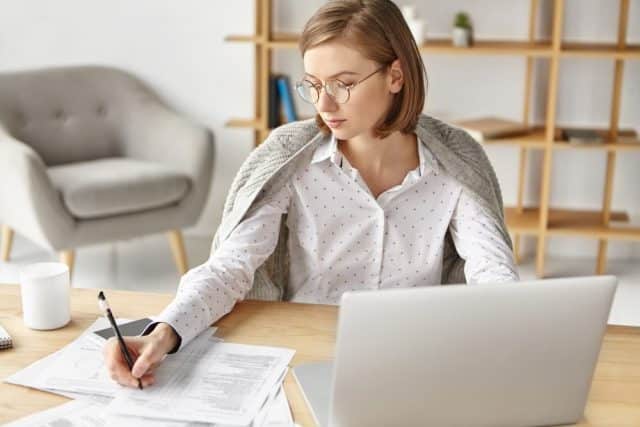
[0,66,214,277]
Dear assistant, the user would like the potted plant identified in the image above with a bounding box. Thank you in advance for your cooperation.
[452,12,473,47]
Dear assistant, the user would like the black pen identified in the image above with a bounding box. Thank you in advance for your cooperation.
[97,291,143,390]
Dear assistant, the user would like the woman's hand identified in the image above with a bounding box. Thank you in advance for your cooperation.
[103,322,178,388]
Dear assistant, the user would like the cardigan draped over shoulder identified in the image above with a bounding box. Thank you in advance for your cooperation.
[210,114,513,301]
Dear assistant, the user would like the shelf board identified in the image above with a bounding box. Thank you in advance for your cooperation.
[561,42,640,59]
[507,207,640,242]
[265,33,555,56]
[225,34,260,43]
[505,207,629,235]
[228,33,640,60]
[549,223,640,241]
[269,33,299,48]
[482,128,547,148]
[226,118,262,130]
[228,118,640,152]
[553,140,640,151]
[551,128,639,151]
[418,39,553,56]
[482,127,640,151]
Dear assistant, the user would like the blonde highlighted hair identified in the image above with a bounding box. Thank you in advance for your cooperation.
[299,0,427,139]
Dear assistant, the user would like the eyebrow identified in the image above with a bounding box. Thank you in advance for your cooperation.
[304,71,359,80]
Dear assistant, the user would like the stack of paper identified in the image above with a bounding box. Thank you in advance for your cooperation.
[4,318,296,426]
[4,386,294,427]
[6,318,128,399]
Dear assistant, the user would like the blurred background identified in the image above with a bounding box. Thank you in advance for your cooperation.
[0,0,638,324]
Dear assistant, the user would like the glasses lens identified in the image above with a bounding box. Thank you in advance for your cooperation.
[326,80,349,104]
[296,81,318,104]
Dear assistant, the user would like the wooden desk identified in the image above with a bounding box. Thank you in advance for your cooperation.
[1,284,639,426]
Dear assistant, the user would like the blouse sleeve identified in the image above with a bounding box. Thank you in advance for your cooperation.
[146,182,292,351]
[448,190,519,285]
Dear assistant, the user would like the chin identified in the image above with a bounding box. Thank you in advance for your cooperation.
[331,126,359,140]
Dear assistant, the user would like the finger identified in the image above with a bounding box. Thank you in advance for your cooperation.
[140,373,155,388]
[131,342,161,378]
[126,372,155,389]
[104,337,141,366]
[104,338,127,373]
[111,358,139,386]
[110,368,136,388]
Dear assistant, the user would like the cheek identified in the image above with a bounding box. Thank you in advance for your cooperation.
[346,88,392,121]
[329,91,393,138]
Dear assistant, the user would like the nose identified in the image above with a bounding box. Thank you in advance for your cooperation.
[316,87,338,113]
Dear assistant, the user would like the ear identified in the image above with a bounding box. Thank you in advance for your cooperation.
[388,59,404,94]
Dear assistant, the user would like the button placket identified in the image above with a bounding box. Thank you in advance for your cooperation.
[374,207,386,287]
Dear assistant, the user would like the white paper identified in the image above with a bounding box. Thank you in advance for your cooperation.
[3,399,108,427]
[107,340,295,426]
[41,328,121,396]
[257,385,295,427]
[5,317,217,399]
[4,386,294,427]
[5,318,114,397]
[45,326,217,396]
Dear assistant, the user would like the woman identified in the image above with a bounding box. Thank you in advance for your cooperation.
[105,0,518,388]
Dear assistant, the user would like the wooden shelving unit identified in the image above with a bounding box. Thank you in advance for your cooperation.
[226,0,639,278]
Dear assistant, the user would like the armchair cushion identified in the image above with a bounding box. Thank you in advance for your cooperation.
[48,157,191,219]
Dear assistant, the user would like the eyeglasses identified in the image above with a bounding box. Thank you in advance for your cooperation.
[295,65,387,105]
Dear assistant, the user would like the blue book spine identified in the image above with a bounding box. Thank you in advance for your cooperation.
[276,76,297,122]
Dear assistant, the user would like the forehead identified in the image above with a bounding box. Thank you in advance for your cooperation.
[303,41,372,79]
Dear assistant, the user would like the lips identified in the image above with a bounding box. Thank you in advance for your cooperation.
[324,118,346,128]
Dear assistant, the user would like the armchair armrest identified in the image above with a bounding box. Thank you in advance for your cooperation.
[119,104,214,183]
[0,127,75,249]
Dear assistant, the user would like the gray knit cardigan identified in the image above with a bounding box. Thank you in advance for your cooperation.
[211,114,513,301]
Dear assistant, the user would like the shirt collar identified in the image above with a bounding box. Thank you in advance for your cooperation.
[310,133,341,165]
[310,133,440,175]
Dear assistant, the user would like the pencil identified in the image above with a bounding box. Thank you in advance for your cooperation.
[97,291,143,390]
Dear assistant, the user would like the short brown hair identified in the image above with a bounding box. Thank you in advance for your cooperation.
[299,0,427,139]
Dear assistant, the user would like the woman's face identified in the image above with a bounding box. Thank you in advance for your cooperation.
[303,41,400,140]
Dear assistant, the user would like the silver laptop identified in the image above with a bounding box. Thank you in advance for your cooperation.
[293,276,617,427]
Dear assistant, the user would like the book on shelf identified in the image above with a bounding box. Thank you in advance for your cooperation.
[268,74,298,128]
[453,117,531,142]
[562,128,604,144]
[560,128,638,145]
[268,75,280,129]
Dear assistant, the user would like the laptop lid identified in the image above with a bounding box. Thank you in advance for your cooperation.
[328,276,617,427]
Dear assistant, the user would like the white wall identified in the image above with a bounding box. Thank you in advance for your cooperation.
[0,0,638,259]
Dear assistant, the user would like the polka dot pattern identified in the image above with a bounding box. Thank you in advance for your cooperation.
[152,135,518,350]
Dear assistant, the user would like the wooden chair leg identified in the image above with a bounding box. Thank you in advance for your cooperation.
[1,225,14,262]
[535,235,546,279]
[59,250,75,280]
[168,230,188,275]
[513,233,521,265]
[596,240,608,275]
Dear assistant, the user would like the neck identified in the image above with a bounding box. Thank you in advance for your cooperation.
[338,130,418,173]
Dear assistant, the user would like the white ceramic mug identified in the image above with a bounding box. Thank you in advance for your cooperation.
[20,262,71,330]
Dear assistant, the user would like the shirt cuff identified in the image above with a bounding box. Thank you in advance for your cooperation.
[140,319,182,354]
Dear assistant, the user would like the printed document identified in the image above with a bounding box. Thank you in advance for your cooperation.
[107,339,295,426]
[4,385,293,427]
